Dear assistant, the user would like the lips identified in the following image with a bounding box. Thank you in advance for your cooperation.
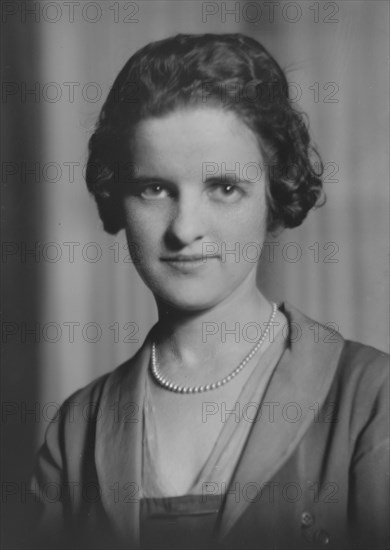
[161,254,219,262]
[160,254,220,273]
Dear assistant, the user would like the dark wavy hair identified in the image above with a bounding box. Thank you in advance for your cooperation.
[85,33,325,234]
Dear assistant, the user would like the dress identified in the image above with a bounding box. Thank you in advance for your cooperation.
[28,303,389,550]
[140,327,287,549]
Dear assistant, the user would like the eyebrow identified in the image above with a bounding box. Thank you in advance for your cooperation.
[127,175,256,185]
[125,176,173,186]
[203,175,255,185]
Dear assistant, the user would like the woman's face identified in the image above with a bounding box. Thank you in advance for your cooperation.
[122,106,268,311]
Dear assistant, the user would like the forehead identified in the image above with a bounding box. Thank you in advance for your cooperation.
[129,107,263,178]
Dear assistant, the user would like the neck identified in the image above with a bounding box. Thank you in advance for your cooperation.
[153,272,275,375]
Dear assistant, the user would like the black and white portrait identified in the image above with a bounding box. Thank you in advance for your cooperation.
[2,1,389,549]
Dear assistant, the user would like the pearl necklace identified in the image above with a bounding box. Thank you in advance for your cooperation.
[150,302,277,394]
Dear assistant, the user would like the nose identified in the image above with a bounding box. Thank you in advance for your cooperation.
[166,194,205,247]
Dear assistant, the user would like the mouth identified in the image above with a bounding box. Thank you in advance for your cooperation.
[161,255,219,262]
[160,254,220,272]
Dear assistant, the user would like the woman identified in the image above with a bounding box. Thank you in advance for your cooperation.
[30,34,389,550]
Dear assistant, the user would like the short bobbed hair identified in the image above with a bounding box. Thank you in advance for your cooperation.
[85,33,324,234]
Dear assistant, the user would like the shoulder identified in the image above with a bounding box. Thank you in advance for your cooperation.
[33,342,151,489]
[281,301,389,413]
[47,342,148,439]
[60,358,133,417]
[37,346,147,475]
[335,339,389,432]
[282,300,388,375]
[285,302,388,466]
[337,338,389,387]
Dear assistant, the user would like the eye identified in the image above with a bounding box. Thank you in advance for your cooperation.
[140,184,170,199]
[209,184,243,202]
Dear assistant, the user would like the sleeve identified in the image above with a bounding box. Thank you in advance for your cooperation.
[27,373,113,550]
[349,352,389,549]
[28,409,74,550]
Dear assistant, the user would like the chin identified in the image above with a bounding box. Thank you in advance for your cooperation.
[153,284,223,312]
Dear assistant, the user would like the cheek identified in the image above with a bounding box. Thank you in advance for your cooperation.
[123,206,148,255]
[231,202,267,241]
[123,202,164,255]
[123,201,148,235]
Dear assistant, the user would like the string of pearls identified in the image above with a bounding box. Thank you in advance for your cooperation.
[150,302,277,394]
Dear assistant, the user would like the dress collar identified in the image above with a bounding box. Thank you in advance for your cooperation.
[216,301,345,540]
[93,302,345,547]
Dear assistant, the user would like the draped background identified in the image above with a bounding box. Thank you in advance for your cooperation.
[2,1,388,547]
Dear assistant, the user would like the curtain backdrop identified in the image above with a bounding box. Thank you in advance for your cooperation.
[2,2,388,546]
